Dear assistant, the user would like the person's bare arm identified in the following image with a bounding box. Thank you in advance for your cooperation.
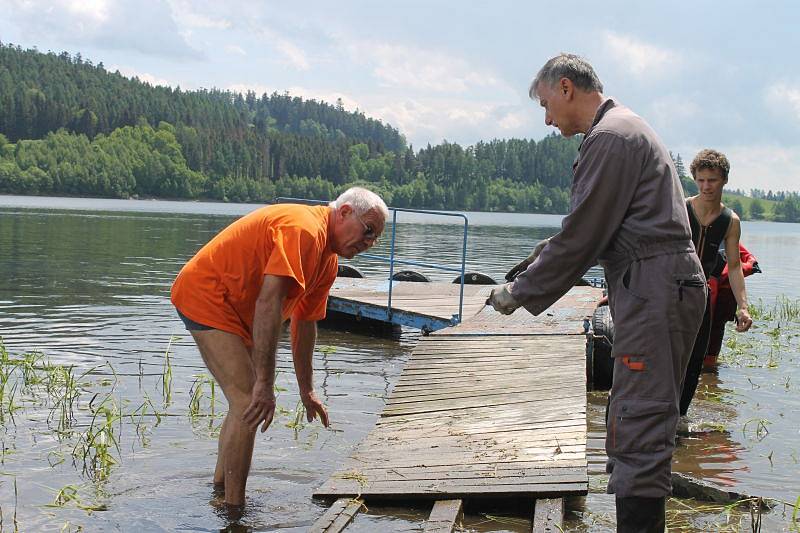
[725,216,752,332]
[291,318,329,427]
[242,274,291,432]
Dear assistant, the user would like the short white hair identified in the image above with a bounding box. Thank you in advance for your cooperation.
[329,187,389,221]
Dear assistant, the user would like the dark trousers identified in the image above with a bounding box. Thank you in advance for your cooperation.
[604,250,706,497]
[679,290,712,416]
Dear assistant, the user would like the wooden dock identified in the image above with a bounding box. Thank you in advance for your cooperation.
[327,278,494,332]
[316,282,603,531]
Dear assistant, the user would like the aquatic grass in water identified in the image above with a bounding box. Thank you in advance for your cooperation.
[161,336,177,406]
[748,296,800,322]
[0,339,237,526]
[73,394,123,481]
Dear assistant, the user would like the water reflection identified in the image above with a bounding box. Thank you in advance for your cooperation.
[1,199,800,531]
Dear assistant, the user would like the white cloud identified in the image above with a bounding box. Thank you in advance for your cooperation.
[246,27,310,71]
[274,39,309,71]
[647,94,701,131]
[602,31,682,80]
[59,0,111,24]
[225,44,246,56]
[166,0,231,29]
[498,111,527,131]
[366,97,530,145]
[765,82,800,123]
[225,84,361,111]
[343,39,505,94]
[111,65,174,88]
[4,0,204,59]
[711,144,800,193]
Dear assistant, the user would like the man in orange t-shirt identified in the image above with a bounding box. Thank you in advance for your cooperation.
[171,187,388,507]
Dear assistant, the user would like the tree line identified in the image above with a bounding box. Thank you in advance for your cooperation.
[0,42,579,212]
[1,42,799,220]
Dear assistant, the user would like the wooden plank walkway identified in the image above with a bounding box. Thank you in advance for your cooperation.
[315,285,603,504]
[327,278,493,331]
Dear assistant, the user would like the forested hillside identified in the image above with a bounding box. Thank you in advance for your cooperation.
[5,42,793,219]
[0,43,584,212]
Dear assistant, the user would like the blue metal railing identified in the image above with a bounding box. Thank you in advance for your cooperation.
[274,198,470,327]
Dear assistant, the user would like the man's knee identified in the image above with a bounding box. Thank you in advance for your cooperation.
[190,329,255,409]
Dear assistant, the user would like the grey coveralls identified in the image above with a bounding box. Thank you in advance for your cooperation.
[510,99,706,497]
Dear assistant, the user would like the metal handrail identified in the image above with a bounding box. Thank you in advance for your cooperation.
[274,198,470,326]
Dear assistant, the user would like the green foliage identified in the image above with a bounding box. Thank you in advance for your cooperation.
[0,42,582,212]
[749,199,765,219]
[774,195,800,223]
[729,198,745,218]
[0,123,204,198]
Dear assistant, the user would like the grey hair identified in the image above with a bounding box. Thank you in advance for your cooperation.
[529,53,604,99]
[329,186,390,221]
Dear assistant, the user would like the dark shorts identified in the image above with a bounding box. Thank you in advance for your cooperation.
[176,308,213,331]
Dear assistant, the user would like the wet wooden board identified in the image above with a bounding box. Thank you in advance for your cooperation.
[314,331,591,499]
[309,498,363,533]
[436,285,602,336]
[328,278,492,322]
[424,499,463,533]
[532,498,564,532]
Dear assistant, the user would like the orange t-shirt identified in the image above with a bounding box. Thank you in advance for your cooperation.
[171,204,338,346]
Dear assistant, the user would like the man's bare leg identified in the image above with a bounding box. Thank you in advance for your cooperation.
[191,329,257,506]
[213,414,230,486]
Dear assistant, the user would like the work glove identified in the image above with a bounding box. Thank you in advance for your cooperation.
[487,282,520,315]
[505,238,549,281]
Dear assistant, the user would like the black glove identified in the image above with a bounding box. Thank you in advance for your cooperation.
[505,238,549,281]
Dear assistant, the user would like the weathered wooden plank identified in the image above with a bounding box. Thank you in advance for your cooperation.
[315,481,587,499]
[424,499,463,533]
[309,497,363,533]
[373,403,586,429]
[532,498,564,532]
[338,451,586,471]
[400,356,584,370]
[324,468,586,486]
[394,364,581,382]
[382,387,585,416]
[370,419,586,440]
[317,284,595,503]
[385,379,585,404]
[354,434,586,457]
[344,464,587,482]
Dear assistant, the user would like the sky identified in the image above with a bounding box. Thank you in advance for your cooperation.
[1,0,799,193]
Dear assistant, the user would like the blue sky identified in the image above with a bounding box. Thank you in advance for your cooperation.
[1,0,799,192]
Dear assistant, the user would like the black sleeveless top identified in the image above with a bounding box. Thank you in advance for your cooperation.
[686,199,733,279]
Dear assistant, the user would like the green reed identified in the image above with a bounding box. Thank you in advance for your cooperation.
[73,394,122,481]
[45,483,106,512]
[161,336,177,407]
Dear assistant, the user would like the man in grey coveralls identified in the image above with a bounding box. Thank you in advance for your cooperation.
[488,54,707,532]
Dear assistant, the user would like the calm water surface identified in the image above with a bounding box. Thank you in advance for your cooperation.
[0,195,798,532]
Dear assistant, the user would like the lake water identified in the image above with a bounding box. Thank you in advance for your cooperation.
[0,195,798,532]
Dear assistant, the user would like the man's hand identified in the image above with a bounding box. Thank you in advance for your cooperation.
[242,379,277,432]
[487,282,520,315]
[735,307,753,332]
[300,389,330,427]
[505,238,549,281]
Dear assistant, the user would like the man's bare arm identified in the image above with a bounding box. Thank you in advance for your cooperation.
[242,274,290,432]
[725,217,752,332]
[291,318,329,427]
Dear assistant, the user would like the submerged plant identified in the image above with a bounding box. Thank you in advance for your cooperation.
[73,394,123,481]
[161,335,177,407]
[44,483,106,512]
[188,373,219,420]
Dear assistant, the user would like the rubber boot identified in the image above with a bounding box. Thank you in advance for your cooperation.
[702,353,718,372]
[615,496,666,533]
